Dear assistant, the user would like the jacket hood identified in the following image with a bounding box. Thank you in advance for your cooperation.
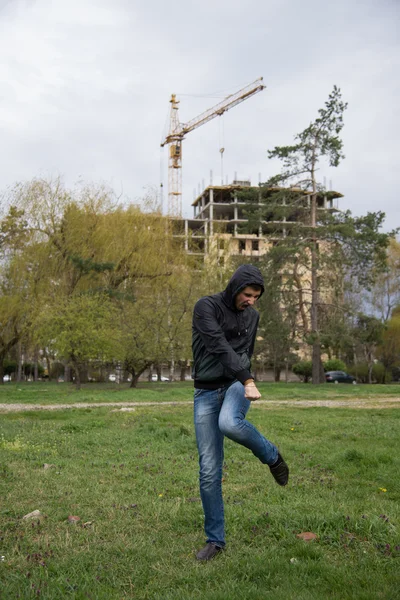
[222,264,264,310]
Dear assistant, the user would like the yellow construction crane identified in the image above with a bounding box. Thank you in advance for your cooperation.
[160,77,266,217]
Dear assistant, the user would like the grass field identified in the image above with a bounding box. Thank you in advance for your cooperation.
[0,380,400,406]
[0,383,399,599]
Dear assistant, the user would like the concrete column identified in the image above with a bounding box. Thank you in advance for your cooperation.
[234,203,238,236]
[209,188,214,235]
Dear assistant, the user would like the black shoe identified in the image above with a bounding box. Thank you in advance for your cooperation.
[269,453,289,486]
[196,542,223,561]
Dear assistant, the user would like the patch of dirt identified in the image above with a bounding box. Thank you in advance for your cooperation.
[258,398,400,409]
[0,398,399,412]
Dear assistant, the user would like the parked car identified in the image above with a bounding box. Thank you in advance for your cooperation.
[151,374,169,382]
[325,370,356,384]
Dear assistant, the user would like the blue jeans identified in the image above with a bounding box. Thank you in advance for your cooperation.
[193,380,278,546]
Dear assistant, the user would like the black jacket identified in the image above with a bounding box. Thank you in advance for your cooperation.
[192,264,264,389]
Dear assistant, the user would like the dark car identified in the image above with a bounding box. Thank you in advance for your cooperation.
[325,370,356,384]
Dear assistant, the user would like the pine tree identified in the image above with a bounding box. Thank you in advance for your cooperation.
[241,87,395,383]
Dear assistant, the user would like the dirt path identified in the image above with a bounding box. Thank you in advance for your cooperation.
[1,398,400,412]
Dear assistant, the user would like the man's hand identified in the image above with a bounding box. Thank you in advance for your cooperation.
[244,380,261,401]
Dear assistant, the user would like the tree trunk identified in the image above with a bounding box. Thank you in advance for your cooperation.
[293,268,309,334]
[71,356,81,390]
[17,342,23,382]
[73,366,81,390]
[43,348,51,380]
[124,360,153,388]
[168,359,175,382]
[34,346,39,381]
[274,367,281,382]
[64,362,71,383]
[0,357,4,385]
[368,363,373,384]
[130,373,140,388]
[180,363,187,382]
[0,329,20,382]
[310,192,325,384]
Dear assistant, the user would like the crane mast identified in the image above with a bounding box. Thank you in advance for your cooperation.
[160,77,266,217]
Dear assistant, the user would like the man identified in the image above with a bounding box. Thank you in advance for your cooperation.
[192,264,289,561]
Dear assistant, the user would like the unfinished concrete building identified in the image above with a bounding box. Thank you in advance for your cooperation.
[172,180,343,263]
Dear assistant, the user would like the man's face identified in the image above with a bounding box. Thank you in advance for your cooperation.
[235,286,261,311]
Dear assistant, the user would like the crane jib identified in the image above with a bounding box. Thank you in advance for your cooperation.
[160,77,266,216]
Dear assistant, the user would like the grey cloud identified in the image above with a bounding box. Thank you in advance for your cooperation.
[0,0,398,230]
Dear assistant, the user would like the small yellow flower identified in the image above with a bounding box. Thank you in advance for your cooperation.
[290,428,295,431]
[378,488,387,493]
[158,494,163,497]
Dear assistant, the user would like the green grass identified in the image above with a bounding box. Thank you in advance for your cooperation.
[0,380,399,406]
[0,392,399,599]
[0,381,194,405]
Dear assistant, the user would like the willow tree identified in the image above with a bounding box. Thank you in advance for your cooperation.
[376,307,400,382]
[0,256,26,383]
[36,293,122,389]
[5,178,189,383]
[150,262,202,381]
[0,206,36,382]
[368,238,400,322]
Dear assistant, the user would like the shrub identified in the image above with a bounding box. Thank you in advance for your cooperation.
[23,362,45,378]
[292,360,313,383]
[392,366,400,382]
[347,363,369,383]
[324,359,347,372]
[373,362,392,384]
[4,360,18,376]
[347,362,392,384]
[49,361,65,379]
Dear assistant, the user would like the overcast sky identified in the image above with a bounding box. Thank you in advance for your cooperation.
[0,0,399,230]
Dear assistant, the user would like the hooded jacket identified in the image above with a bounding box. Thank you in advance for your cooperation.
[192,264,264,389]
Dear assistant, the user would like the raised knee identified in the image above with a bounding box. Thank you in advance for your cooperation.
[219,416,239,437]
